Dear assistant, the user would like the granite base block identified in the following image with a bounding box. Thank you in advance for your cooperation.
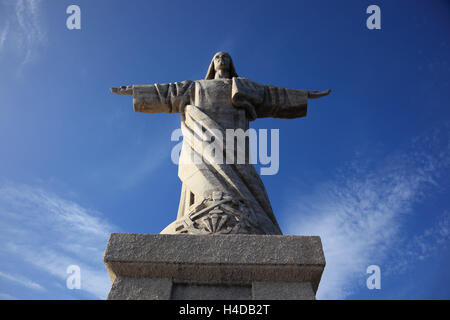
[103,233,325,300]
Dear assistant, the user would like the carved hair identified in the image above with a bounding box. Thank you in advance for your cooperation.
[205,52,238,80]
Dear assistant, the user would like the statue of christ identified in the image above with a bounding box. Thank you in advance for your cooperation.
[111,52,330,235]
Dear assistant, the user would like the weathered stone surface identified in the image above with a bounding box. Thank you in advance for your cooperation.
[104,233,325,299]
[107,277,172,300]
[111,52,331,236]
[252,281,315,300]
[171,283,252,300]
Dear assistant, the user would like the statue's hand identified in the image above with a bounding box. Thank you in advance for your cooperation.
[110,86,133,95]
[308,89,331,99]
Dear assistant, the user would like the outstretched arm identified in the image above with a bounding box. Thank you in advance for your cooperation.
[231,78,332,120]
[111,86,133,95]
[110,81,194,114]
[257,86,331,119]
[308,89,331,99]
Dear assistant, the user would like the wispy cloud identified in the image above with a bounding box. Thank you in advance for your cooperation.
[0,271,45,291]
[89,138,171,190]
[283,124,450,299]
[0,293,17,300]
[0,22,9,52]
[119,146,169,189]
[0,0,46,68]
[16,0,46,67]
[401,211,450,263]
[0,183,118,299]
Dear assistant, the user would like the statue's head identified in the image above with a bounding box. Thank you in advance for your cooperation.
[205,51,238,80]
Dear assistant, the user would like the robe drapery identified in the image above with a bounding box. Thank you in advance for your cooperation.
[133,77,308,235]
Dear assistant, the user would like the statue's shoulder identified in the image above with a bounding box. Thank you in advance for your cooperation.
[234,77,264,86]
[233,77,264,91]
[234,77,250,82]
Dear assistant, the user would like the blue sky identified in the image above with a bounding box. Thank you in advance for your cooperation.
[0,0,449,299]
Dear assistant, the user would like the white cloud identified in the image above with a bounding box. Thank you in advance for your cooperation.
[15,0,46,66]
[0,270,45,291]
[0,22,9,52]
[0,0,46,68]
[0,293,17,300]
[0,183,118,299]
[283,125,450,299]
[403,211,450,262]
[119,146,169,189]
[89,141,170,190]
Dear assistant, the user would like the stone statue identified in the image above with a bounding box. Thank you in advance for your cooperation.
[111,52,330,236]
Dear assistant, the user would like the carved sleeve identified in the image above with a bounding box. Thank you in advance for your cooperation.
[231,78,308,120]
[132,80,194,114]
[257,85,308,119]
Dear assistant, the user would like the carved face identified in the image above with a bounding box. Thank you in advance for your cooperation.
[205,51,237,80]
[213,52,231,72]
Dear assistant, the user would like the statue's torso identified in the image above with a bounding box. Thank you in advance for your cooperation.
[167,78,280,236]
[194,79,248,131]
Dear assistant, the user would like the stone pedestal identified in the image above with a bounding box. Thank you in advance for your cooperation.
[103,233,325,300]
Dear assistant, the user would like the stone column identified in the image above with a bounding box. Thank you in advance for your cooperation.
[103,233,325,300]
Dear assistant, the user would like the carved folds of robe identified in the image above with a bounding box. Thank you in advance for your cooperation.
[132,77,308,235]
